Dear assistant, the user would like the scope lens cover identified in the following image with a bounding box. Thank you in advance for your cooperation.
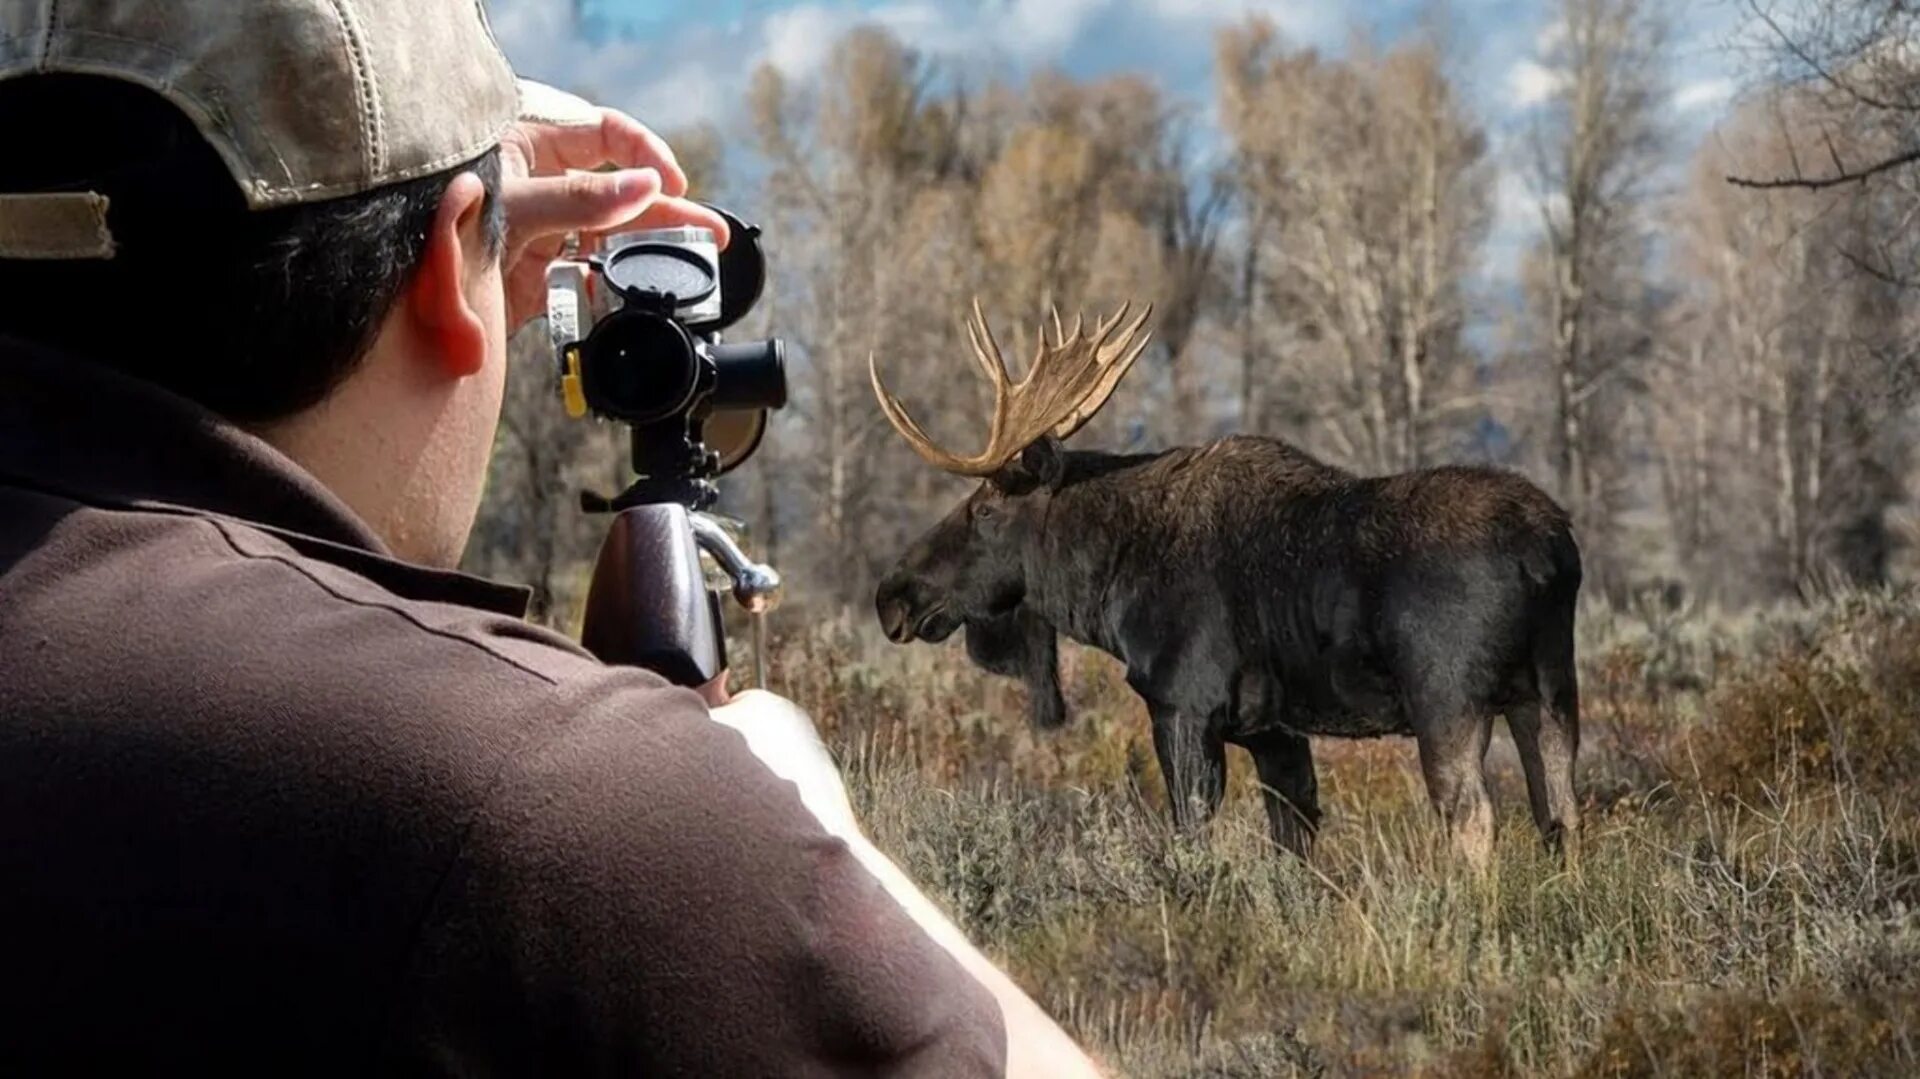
[602,244,718,308]
[703,408,770,475]
[702,206,767,334]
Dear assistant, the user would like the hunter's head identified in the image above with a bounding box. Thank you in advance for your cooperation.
[872,301,1151,645]
[0,17,726,571]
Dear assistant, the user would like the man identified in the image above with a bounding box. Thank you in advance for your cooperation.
[0,1,1100,1074]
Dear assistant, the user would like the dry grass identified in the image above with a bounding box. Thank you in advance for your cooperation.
[762,590,1920,1077]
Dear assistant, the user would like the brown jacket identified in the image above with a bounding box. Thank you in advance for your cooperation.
[0,337,1005,1075]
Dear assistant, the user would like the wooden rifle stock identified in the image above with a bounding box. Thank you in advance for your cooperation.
[580,504,727,686]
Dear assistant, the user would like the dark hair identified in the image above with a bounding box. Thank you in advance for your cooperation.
[0,74,506,423]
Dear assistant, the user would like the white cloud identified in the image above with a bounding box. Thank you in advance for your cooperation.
[1144,0,1338,42]
[753,0,1112,73]
[1010,0,1108,51]
[630,60,731,129]
[761,6,860,78]
[1494,169,1536,236]
[487,0,1351,129]
[861,1,952,48]
[1674,76,1734,111]
[1507,59,1565,108]
[488,0,756,130]
[1480,164,1576,285]
[487,0,590,92]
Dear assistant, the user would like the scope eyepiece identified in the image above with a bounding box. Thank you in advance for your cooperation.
[709,340,788,413]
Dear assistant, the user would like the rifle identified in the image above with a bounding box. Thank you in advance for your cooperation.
[544,207,786,692]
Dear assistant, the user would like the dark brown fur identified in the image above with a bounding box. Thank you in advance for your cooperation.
[878,435,1583,864]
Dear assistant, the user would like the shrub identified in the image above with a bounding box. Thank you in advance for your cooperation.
[762,592,1920,1075]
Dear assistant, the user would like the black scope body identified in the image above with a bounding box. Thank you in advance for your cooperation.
[579,310,788,427]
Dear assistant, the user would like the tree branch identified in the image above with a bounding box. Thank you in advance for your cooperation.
[1744,0,1920,115]
[1836,244,1920,290]
[1728,144,1920,189]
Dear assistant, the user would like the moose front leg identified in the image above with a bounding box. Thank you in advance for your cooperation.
[1244,730,1320,859]
[1147,703,1226,836]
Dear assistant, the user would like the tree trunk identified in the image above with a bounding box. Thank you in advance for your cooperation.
[1239,213,1264,430]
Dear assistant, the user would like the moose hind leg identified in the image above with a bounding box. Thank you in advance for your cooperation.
[1509,691,1580,852]
[1246,731,1320,859]
[1413,708,1496,870]
[1149,706,1226,836]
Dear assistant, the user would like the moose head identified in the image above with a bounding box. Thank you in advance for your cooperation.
[871,300,1152,728]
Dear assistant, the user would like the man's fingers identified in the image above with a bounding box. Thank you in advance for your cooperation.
[505,168,732,256]
[504,167,663,243]
[576,196,732,252]
[520,109,689,198]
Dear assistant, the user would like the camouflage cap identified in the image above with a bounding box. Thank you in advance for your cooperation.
[0,0,599,258]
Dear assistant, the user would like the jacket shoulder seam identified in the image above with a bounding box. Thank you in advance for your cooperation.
[200,517,562,688]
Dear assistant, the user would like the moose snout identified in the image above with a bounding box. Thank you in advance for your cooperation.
[875,573,917,644]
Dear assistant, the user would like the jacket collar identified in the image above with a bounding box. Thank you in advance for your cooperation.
[0,335,532,619]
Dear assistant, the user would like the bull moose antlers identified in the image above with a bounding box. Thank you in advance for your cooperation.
[870,299,1154,476]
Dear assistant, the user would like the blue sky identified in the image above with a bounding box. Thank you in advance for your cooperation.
[486,0,1753,279]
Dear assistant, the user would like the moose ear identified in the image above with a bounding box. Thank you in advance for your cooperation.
[1018,436,1067,490]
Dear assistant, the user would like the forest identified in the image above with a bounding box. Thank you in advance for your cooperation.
[469,1,1920,1073]
[473,0,1920,626]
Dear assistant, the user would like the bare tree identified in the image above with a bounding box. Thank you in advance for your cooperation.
[1731,0,1920,191]
[1650,92,1914,601]
[1518,0,1668,600]
[971,74,1227,444]
[1219,19,1492,473]
[746,32,958,606]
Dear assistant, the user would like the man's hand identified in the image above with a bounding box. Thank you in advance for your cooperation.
[498,104,732,332]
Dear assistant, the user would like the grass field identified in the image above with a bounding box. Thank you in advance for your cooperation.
[763,590,1920,1077]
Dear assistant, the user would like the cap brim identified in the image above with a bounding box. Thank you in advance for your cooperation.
[3,80,610,260]
[516,79,605,128]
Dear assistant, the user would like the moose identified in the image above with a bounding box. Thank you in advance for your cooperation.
[871,302,1583,866]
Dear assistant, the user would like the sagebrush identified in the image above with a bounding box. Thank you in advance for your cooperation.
[762,589,1920,1077]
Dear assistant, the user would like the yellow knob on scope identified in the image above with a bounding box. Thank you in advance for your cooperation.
[561,347,588,419]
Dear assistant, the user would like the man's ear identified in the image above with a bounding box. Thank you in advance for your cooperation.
[1018,436,1067,490]
[407,171,490,379]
